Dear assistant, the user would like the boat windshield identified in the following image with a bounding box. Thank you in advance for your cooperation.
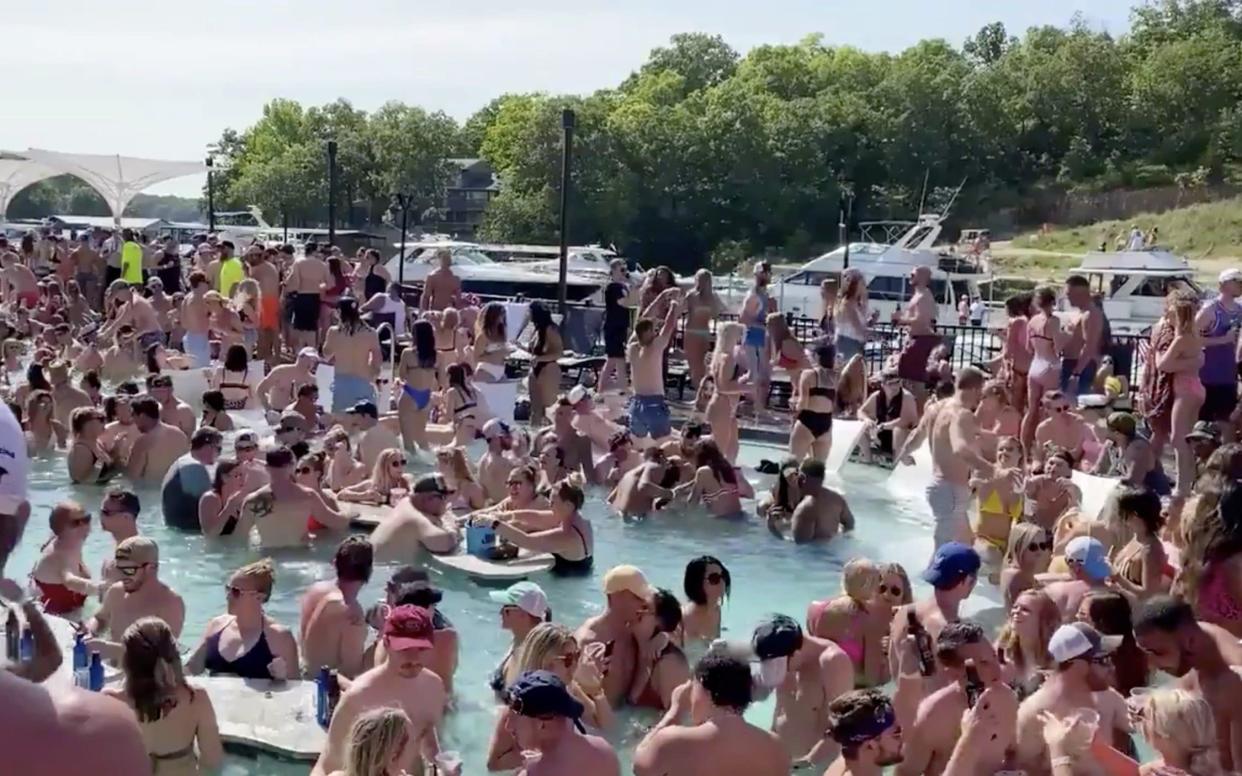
[411,247,497,266]
[1104,274,1202,298]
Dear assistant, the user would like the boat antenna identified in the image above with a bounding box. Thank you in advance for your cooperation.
[939,178,967,219]
[916,169,930,216]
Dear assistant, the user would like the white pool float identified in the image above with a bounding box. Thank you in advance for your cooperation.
[475,380,519,426]
[824,419,866,475]
[1070,470,1121,522]
[195,676,324,760]
[427,540,555,582]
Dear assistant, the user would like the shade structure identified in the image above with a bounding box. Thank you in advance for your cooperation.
[20,148,206,225]
[0,157,60,218]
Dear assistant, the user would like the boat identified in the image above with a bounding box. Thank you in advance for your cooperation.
[512,245,631,281]
[384,242,603,302]
[1068,248,1205,333]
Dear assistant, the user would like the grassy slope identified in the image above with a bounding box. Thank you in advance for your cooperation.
[1000,195,1242,280]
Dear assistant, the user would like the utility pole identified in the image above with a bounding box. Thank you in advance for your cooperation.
[557,109,575,315]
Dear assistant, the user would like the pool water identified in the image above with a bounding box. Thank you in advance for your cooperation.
[10,438,1006,775]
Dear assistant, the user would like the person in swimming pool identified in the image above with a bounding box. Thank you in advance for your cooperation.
[370,474,462,561]
[767,459,853,543]
[185,557,299,681]
[396,319,439,451]
[609,447,673,518]
[628,588,690,711]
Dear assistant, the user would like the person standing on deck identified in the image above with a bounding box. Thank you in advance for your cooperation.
[420,248,462,312]
[893,266,939,399]
[628,293,683,447]
[1061,275,1110,402]
[684,269,725,397]
[247,247,282,365]
[285,242,331,352]
[599,259,633,393]
[740,261,776,417]
[323,297,381,413]
[1196,269,1242,441]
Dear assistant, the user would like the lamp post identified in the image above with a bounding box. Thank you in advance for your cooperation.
[392,193,410,286]
[839,189,854,270]
[205,157,215,233]
[326,139,338,247]
[557,109,575,315]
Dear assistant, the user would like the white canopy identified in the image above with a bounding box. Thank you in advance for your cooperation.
[0,157,60,218]
[19,149,205,225]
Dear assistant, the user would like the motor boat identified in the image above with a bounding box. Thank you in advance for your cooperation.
[384,242,603,302]
[1068,248,1205,333]
[513,245,631,282]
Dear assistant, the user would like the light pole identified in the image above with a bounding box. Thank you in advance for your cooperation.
[839,188,854,270]
[205,157,215,233]
[557,108,575,316]
[326,139,338,247]
[392,193,410,286]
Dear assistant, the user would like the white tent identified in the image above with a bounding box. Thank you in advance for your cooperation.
[19,149,205,225]
[0,157,60,218]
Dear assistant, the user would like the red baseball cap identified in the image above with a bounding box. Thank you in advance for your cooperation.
[383,604,434,650]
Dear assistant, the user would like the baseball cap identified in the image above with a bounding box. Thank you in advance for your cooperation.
[1187,420,1221,444]
[482,418,512,440]
[921,542,981,588]
[234,431,259,448]
[297,347,320,361]
[489,581,549,620]
[347,401,379,419]
[567,385,593,405]
[1065,536,1111,581]
[1220,268,1242,285]
[277,411,308,433]
[506,670,586,731]
[115,536,158,565]
[603,565,653,599]
[412,474,452,496]
[382,605,434,650]
[752,614,804,660]
[1048,622,1122,664]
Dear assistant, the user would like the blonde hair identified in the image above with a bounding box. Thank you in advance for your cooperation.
[1141,688,1226,776]
[765,312,793,347]
[837,269,866,312]
[878,562,914,604]
[1003,522,1048,569]
[1166,290,1198,335]
[995,589,1058,673]
[122,617,191,723]
[506,622,576,686]
[231,557,275,601]
[369,448,408,493]
[842,558,881,603]
[345,707,411,776]
[234,278,261,307]
[436,446,477,485]
[713,322,744,362]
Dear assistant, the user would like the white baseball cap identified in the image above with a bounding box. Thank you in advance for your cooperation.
[1220,269,1242,285]
[1048,622,1122,664]
[567,385,593,405]
[489,581,548,619]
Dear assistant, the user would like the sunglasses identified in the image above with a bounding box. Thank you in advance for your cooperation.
[706,572,724,585]
[554,650,580,666]
[1031,540,1054,551]
[225,585,255,599]
[391,459,408,466]
[69,515,91,527]
[116,563,149,577]
[296,466,316,475]
[879,583,903,596]
[1052,406,1068,413]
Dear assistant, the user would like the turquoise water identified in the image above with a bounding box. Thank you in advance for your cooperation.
[10,438,1006,775]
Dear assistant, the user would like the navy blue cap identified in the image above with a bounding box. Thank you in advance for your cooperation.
[921,542,981,589]
[506,670,585,731]
[752,613,804,660]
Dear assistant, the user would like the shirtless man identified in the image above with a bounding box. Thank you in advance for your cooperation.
[634,650,790,776]
[348,401,402,470]
[1033,391,1095,469]
[893,266,940,393]
[96,489,140,591]
[768,458,854,543]
[47,360,91,428]
[896,620,1018,776]
[505,670,620,776]
[596,430,642,486]
[478,419,515,503]
[125,396,189,483]
[255,347,319,414]
[610,448,672,517]
[904,367,993,550]
[567,385,624,452]
[101,325,142,383]
[241,446,351,549]
[69,235,104,308]
[627,293,683,445]
[286,242,331,350]
[180,271,213,368]
[1,250,40,307]
[544,398,599,483]
[148,373,196,439]
[84,537,186,663]
[419,248,462,312]
[751,613,853,762]
[100,281,163,352]
[1012,623,1122,776]
[1043,536,1111,621]
[312,606,449,776]
[1060,275,1108,401]
[323,298,381,412]
[576,565,652,708]
[300,536,372,678]
[248,247,282,363]
[1134,595,1242,772]
[370,474,461,560]
[889,542,980,695]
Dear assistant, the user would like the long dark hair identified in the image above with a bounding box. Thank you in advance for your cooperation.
[212,458,239,494]
[479,302,506,342]
[25,363,50,391]
[339,296,364,335]
[529,301,554,354]
[695,439,737,486]
[121,617,192,723]
[223,344,248,373]
[684,555,731,605]
[1082,591,1148,697]
[447,363,473,400]
[412,319,437,369]
[328,256,346,286]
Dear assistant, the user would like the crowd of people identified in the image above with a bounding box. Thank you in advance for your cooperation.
[1,222,1241,776]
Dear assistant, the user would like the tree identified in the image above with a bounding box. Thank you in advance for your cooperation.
[964,22,1015,65]
[631,33,739,96]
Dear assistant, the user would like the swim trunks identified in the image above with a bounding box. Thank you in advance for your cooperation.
[925,478,973,548]
[628,394,672,439]
[332,372,376,413]
[291,292,321,332]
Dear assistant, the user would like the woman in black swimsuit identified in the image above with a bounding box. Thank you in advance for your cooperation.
[528,301,563,427]
[198,459,248,537]
[487,477,593,576]
[186,559,300,680]
[359,247,390,301]
[790,343,837,461]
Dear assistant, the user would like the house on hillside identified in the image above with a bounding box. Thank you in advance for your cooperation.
[430,158,500,240]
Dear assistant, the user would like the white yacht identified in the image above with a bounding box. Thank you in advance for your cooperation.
[511,245,630,281]
[385,242,603,302]
[759,214,991,323]
[1068,248,1205,333]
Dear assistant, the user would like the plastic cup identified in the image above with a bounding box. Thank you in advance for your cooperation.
[434,751,462,774]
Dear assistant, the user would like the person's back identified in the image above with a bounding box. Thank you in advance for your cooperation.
[643,716,788,776]
[106,683,216,775]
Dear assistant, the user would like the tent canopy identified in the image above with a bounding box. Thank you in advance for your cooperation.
[18,149,205,225]
[0,158,60,218]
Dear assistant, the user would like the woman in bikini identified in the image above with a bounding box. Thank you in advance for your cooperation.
[101,386,141,464]
[995,588,1058,688]
[210,344,254,411]
[30,501,101,617]
[298,451,347,537]
[1109,486,1170,603]
[527,301,562,427]
[970,435,1024,581]
[681,556,730,645]
[767,312,808,393]
[323,428,368,491]
[1175,477,1242,638]
[789,343,836,462]
[674,439,749,518]
[105,617,224,775]
[834,268,870,363]
[432,307,467,378]
[199,391,235,432]
[185,559,299,681]
[67,406,118,485]
[705,322,746,464]
[1022,285,1066,452]
[396,319,439,450]
[807,558,888,688]
[470,302,510,383]
[627,588,691,711]
[683,270,724,391]
[484,477,594,577]
[319,257,351,343]
[1158,290,1206,498]
[199,458,248,538]
[975,381,1022,461]
[1000,292,1033,415]
[25,389,66,454]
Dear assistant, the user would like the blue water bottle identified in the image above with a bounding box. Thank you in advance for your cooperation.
[316,667,331,727]
[72,633,89,688]
[88,652,104,691]
[18,627,33,662]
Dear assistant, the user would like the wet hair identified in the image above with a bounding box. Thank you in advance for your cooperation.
[446,363,473,401]
[695,439,737,486]
[550,477,585,510]
[934,619,985,668]
[201,390,226,412]
[190,427,222,451]
[1134,594,1196,635]
[121,617,192,723]
[827,689,895,758]
[345,707,412,776]
[265,446,295,469]
[224,344,248,373]
[334,536,374,583]
[104,488,141,517]
[130,396,161,421]
[1116,486,1163,536]
[1081,590,1148,696]
[411,319,437,368]
[693,650,753,713]
[684,555,731,605]
[212,458,240,494]
[230,557,275,601]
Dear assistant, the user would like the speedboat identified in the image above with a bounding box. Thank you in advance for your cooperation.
[512,245,631,282]
[384,242,602,302]
[1068,248,1205,333]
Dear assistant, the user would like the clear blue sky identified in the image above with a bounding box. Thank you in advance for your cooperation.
[0,0,1136,198]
